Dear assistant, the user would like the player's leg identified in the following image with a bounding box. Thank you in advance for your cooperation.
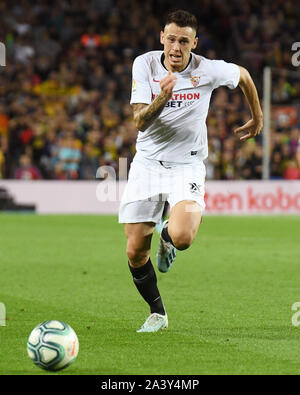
[118,153,169,331]
[125,222,168,332]
[156,200,202,272]
[125,222,166,315]
[156,160,206,273]
[167,200,202,250]
[125,222,154,268]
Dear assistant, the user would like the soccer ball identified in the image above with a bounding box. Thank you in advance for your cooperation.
[27,320,79,371]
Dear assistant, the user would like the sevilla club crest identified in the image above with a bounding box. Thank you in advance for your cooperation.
[190,76,200,87]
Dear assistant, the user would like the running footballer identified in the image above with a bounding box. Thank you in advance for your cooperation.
[119,10,263,332]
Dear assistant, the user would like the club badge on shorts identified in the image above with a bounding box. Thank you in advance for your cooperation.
[189,183,201,194]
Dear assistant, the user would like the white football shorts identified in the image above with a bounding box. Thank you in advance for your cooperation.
[118,152,206,224]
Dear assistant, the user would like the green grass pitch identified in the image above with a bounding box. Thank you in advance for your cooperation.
[0,214,300,375]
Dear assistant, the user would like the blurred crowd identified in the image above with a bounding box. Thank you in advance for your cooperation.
[0,0,300,181]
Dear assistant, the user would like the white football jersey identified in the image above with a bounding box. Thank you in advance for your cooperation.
[130,50,240,163]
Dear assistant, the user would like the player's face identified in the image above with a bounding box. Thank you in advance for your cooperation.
[160,23,198,72]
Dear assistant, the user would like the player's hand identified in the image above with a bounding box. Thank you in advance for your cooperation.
[160,71,177,98]
[234,116,263,141]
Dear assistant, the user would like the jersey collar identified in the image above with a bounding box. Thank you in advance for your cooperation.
[160,52,192,73]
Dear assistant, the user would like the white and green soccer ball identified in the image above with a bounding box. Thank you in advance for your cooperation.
[27,320,79,371]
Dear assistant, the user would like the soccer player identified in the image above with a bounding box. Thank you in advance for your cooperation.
[119,10,263,332]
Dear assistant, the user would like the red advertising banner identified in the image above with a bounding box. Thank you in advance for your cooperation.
[0,180,300,215]
[205,181,300,214]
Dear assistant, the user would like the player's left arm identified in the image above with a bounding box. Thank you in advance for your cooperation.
[234,66,263,141]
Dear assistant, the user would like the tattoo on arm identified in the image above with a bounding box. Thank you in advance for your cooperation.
[132,93,170,132]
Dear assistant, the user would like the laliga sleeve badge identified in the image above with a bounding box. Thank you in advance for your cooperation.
[132,79,136,91]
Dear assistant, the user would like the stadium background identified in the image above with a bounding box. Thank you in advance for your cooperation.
[0,0,300,182]
[1,0,300,377]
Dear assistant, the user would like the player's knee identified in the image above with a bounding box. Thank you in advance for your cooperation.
[126,244,149,267]
[171,230,194,251]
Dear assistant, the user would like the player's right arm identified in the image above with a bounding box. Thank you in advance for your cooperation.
[132,72,176,131]
[130,54,177,132]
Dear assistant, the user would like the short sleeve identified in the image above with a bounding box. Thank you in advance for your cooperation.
[210,60,240,90]
[130,55,152,105]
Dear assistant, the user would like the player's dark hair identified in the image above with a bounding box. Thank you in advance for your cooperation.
[165,9,198,33]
